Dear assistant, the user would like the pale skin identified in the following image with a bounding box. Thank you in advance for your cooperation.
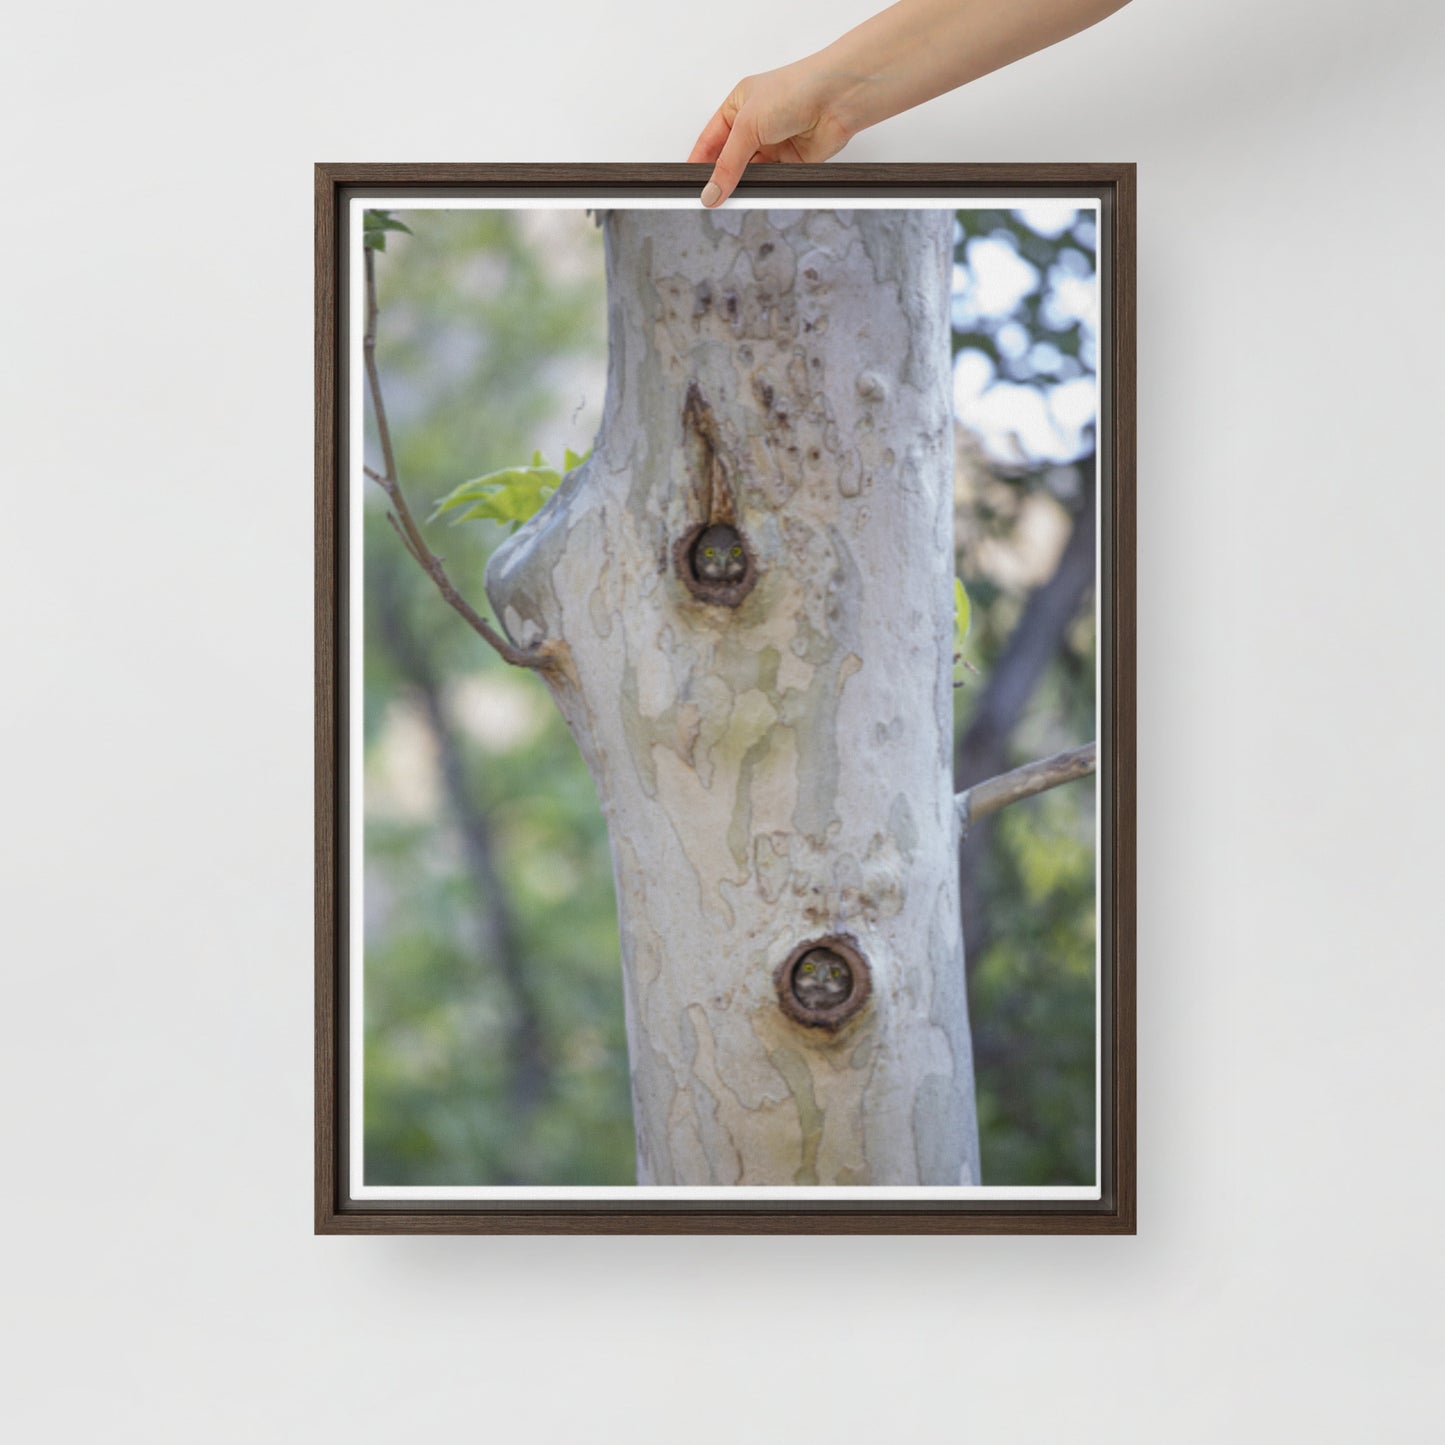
[690,0,1133,205]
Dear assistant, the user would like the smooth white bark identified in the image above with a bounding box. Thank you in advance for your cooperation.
[488,208,978,1185]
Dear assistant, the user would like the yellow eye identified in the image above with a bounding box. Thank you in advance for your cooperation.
[801,962,814,974]
[730,546,742,558]
[704,547,716,557]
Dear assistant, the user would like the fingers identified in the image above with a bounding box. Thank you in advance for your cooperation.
[701,110,759,208]
[688,107,732,166]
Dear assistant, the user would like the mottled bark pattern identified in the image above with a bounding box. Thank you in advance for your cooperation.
[487,208,978,1185]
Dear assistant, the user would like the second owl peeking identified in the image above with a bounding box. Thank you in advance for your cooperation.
[691,523,747,584]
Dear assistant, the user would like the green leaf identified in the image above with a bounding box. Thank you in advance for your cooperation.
[363,211,412,256]
[431,442,592,531]
[954,577,972,649]
[431,464,561,526]
[364,213,413,236]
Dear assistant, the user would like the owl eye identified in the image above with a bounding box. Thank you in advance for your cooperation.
[704,547,716,558]
[801,962,814,974]
[730,546,742,558]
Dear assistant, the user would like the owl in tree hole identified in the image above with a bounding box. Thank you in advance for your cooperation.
[691,524,746,583]
[791,949,852,1011]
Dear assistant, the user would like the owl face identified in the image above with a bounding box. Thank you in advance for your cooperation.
[790,949,853,1011]
[691,524,746,583]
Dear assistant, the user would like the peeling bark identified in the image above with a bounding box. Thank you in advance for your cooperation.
[486,209,978,1185]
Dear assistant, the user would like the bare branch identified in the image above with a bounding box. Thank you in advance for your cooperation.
[362,244,556,673]
[955,478,1095,969]
[955,742,1097,835]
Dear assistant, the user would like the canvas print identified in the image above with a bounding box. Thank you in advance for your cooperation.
[350,197,1102,1198]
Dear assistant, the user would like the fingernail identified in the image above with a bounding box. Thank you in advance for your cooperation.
[700,182,721,208]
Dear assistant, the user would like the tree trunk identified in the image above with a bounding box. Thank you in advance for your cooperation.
[486,208,978,1186]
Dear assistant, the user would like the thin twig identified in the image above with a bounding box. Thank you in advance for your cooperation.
[955,742,1097,836]
[362,245,553,672]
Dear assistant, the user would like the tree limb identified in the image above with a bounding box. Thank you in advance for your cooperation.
[372,564,552,1127]
[956,475,1096,970]
[956,742,1097,836]
[362,246,557,673]
[960,479,1096,754]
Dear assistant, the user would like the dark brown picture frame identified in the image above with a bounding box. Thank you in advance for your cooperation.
[316,162,1135,1234]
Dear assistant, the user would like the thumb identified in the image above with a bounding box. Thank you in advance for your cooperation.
[701,111,760,207]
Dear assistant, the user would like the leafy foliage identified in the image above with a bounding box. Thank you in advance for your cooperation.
[362,209,626,1186]
[431,448,590,531]
[952,206,1096,396]
[952,206,1098,467]
[363,209,412,252]
[969,792,1096,1184]
[951,205,1098,1187]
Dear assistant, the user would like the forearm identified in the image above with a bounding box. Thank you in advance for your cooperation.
[690,0,1132,204]
[809,0,1131,139]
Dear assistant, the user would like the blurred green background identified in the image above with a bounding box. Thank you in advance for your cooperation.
[362,205,1097,1187]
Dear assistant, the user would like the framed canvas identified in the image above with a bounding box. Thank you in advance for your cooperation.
[316,163,1135,1234]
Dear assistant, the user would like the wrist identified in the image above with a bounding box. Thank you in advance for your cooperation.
[793,47,874,147]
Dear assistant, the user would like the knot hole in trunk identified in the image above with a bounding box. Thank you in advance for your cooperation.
[775,934,871,1030]
[675,382,757,607]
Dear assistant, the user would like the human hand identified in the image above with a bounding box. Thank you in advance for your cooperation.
[689,59,856,208]
[688,1,1134,209]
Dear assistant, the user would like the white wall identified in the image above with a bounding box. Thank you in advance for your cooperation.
[6,1,1444,1438]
